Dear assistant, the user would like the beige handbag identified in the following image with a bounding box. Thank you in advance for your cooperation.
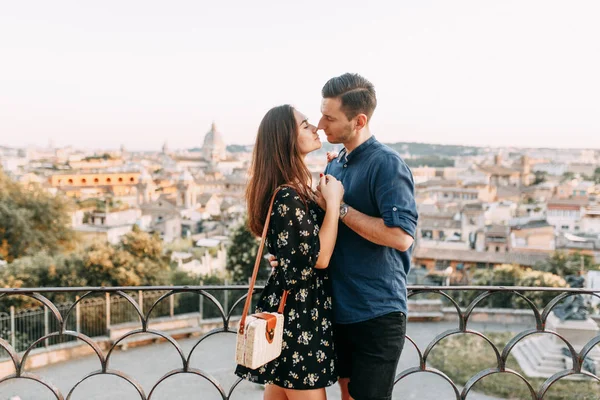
[235,187,290,370]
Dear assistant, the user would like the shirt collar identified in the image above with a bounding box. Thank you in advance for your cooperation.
[338,136,378,164]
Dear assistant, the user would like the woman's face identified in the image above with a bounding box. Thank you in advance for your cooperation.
[294,109,321,157]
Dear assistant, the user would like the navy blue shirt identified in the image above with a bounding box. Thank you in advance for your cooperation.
[324,136,418,324]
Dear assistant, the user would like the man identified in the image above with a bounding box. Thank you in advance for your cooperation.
[316,73,418,400]
[272,73,418,400]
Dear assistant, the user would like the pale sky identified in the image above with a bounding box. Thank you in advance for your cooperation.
[1,0,599,151]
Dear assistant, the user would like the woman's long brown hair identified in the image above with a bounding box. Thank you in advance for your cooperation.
[246,104,313,237]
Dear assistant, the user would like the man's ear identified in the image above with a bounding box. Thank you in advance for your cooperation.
[355,114,368,131]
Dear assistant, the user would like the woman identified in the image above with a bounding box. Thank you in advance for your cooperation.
[235,104,344,400]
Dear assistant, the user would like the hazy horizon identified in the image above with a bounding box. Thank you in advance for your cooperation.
[1,1,599,151]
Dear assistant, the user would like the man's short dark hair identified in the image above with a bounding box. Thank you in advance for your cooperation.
[321,73,377,121]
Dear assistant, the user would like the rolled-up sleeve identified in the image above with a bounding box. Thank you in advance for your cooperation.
[374,155,418,238]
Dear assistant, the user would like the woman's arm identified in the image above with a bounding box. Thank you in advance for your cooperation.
[314,203,340,269]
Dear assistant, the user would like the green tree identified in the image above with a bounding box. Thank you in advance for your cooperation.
[226,216,270,283]
[513,269,567,309]
[561,171,575,182]
[0,227,170,296]
[538,251,597,277]
[0,252,87,306]
[81,227,170,287]
[533,171,547,185]
[463,264,567,309]
[594,167,600,184]
[0,168,75,262]
[466,264,524,308]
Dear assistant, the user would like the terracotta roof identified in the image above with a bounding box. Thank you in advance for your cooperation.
[477,164,521,176]
[547,198,588,211]
[510,219,552,230]
[486,224,510,235]
[419,217,462,230]
[412,247,548,267]
[416,179,462,188]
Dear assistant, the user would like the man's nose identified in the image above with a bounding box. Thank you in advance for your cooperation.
[317,119,325,130]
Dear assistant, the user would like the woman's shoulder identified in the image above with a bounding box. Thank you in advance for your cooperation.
[274,186,302,204]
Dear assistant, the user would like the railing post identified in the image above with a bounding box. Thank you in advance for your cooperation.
[224,279,229,314]
[199,280,204,321]
[105,293,111,335]
[44,307,49,348]
[138,290,144,315]
[10,306,15,349]
[75,296,81,333]
[170,293,175,318]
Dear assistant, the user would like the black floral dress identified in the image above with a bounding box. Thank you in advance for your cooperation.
[235,187,337,389]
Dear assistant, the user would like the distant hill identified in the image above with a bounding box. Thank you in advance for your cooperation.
[222,141,481,157]
[226,144,253,153]
[386,142,481,157]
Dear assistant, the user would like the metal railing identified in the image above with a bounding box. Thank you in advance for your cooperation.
[0,285,598,399]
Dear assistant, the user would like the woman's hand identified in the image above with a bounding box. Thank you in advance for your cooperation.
[319,174,344,208]
[326,152,338,163]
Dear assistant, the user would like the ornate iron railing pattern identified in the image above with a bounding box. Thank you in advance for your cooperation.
[0,285,598,399]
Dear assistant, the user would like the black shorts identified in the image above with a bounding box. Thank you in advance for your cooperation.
[334,311,406,400]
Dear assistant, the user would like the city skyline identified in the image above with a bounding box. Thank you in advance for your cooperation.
[1,0,599,150]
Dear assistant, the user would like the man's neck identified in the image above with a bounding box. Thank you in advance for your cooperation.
[344,128,372,154]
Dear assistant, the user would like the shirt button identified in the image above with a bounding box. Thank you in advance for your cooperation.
[343,164,348,168]
[393,207,398,211]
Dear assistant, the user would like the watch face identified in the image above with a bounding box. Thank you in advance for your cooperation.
[340,204,348,218]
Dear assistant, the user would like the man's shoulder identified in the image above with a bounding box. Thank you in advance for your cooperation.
[372,141,403,159]
[368,142,409,170]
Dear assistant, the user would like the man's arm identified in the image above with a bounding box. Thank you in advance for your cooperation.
[341,205,414,252]
[342,153,418,252]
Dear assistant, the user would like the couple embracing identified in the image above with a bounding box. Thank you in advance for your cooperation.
[236,73,418,400]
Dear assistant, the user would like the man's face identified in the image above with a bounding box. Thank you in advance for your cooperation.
[318,97,354,144]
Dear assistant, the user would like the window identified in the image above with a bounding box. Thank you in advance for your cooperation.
[118,177,123,182]
[106,178,111,183]
[81,179,86,184]
[94,178,99,183]
[130,177,135,182]
[495,246,500,252]
[68,179,73,184]
[435,260,450,270]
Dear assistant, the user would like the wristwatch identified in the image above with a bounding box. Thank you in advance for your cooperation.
[339,202,349,221]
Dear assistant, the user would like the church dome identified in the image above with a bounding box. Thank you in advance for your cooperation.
[203,122,225,150]
[202,122,226,162]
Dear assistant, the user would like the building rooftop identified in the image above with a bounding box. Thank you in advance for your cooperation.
[413,247,549,267]
[477,164,521,176]
[511,219,552,230]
